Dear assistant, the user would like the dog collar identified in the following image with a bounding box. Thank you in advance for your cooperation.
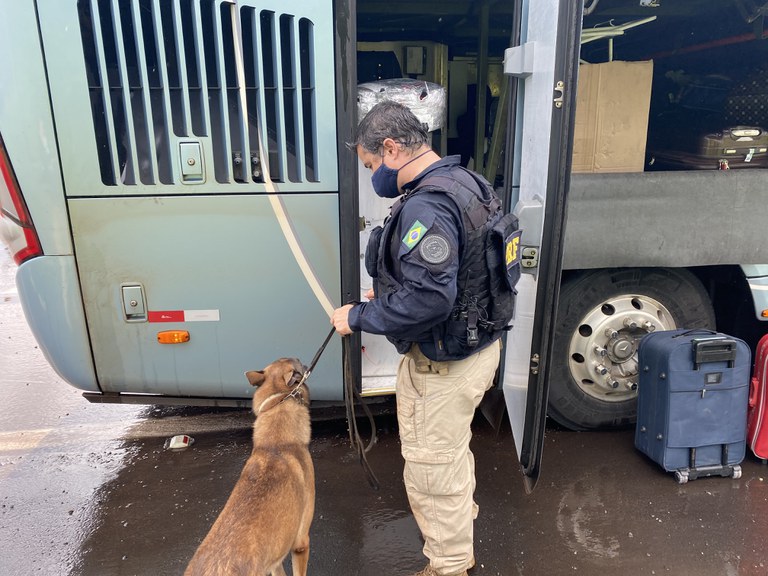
[255,387,306,415]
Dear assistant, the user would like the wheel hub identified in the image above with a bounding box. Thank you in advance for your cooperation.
[607,336,635,362]
[567,295,675,402]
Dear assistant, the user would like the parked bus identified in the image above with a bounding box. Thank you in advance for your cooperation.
[2,0,767,484]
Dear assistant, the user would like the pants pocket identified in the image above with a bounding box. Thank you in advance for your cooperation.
[403,447,468,496]
[397,394,417,446]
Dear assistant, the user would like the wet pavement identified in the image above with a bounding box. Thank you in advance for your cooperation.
[3,246,768,576]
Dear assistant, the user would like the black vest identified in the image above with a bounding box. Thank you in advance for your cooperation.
[372,166,520,361]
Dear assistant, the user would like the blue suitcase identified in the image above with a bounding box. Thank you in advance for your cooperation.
[635,329,751,483]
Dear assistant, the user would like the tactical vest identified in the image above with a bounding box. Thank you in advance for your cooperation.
[370,166,521,361]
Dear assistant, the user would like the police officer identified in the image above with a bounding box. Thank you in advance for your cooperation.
[331,101,503,576]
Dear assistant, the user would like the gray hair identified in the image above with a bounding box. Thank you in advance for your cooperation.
[350,101,429,153]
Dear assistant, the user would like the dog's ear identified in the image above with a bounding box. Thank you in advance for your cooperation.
[245,370,266,387]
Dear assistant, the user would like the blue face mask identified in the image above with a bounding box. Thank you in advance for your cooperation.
[370,150,431,199]
[371,162,401,198]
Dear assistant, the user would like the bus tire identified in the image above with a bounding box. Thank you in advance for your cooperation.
[548,268,715,431]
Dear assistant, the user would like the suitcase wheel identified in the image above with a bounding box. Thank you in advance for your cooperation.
[675,470,689,484]
[732,465,742,480]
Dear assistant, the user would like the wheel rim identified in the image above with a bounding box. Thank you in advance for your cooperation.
[567,294,676,402]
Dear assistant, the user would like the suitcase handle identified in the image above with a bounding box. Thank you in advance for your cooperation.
[692,339,737,369]
[750,376,759,408]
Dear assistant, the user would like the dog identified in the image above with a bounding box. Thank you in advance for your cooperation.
[185,358,315,576]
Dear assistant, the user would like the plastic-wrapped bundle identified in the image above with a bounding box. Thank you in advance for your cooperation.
[357,78,446,132]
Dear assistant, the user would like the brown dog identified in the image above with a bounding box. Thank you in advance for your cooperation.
[184,358,315,576]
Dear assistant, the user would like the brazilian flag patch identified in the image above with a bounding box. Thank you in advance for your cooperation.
[402,220,428,251]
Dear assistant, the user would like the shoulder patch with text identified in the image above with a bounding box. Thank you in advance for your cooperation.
[419,234,452,265]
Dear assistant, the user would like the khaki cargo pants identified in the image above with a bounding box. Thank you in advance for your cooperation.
[396,339,501,575]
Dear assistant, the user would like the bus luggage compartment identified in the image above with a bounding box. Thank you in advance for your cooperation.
[648,125,768,170]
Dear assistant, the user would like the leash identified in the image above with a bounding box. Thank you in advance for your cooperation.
[301,327,380,490]
[297,326,336,388]
[343,338,380,490]
[267,328,336,411]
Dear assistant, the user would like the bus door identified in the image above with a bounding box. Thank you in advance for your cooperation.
[36,0,343,401]
[502,0,584,491]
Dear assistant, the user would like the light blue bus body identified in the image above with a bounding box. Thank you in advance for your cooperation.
[5,0,344,402]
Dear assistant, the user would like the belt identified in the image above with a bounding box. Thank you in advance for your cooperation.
[407,344,450,375]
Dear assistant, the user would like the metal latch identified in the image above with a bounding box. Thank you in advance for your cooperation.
[121,283,147,322]
[513,196,543,274]
[521,247,539,269]
[179,141,205,184]
[530,353,540,375]
[553,81,565,109]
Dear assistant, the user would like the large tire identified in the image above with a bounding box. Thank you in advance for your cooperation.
[548,268,715,430]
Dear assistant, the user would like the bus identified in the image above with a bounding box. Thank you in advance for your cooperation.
[1,0,766,486]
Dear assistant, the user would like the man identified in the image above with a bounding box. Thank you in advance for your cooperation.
[331,101,509,576]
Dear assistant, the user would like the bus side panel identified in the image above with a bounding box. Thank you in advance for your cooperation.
[68,194,342,401]
[31,0,343,401]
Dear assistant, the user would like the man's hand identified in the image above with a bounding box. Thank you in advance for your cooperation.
[331,304,356,336]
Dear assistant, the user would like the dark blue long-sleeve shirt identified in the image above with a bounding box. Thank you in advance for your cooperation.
[348,156,466,354]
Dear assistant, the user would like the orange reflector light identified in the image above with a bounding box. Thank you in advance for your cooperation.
[157,330,190,344]
[762,310,768,318]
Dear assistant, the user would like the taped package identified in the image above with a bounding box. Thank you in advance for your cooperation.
[357,78,446,132]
